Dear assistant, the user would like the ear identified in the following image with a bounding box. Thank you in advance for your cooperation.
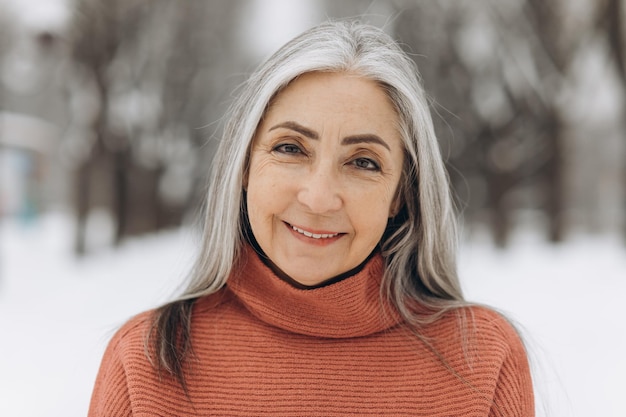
[388,187,403,218]
[389,199,402,218]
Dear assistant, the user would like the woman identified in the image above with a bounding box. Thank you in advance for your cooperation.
[89,21,534,416]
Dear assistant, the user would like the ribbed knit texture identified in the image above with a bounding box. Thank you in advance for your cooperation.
[89,246,534,416]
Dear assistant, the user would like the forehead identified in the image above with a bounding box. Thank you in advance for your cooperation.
[271,71,392,108]
[261,71,401,137]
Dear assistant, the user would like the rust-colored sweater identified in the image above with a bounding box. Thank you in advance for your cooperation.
[89,247,534,416]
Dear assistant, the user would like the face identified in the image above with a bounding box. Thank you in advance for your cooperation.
[246,71,405,286]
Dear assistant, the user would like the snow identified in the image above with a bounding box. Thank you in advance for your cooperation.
[1,212,625,416]
[0,212,194,416]
[460,230,626,417]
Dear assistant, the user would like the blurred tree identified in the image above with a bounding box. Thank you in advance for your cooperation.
[0,4,17,114]
[69,0,150,254]
[600,0,626,84]
[391,0,606,246]
[67,0,244,254]
[146,0,245,225]
[519,0,587,243]
[392,1,524,246]
[598,0,626,241]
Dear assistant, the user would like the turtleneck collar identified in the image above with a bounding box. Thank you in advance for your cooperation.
[226,245,402,339]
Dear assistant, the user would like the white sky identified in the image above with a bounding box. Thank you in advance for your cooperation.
[239,0,323,61]
[4,0,70,31]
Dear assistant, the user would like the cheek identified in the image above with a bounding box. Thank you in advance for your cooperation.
[245,163,266,226]
[247,179,270,220]
[247,157,270,205]
[349,189,395,237]
[246,182,274,248]
[246,164,288,226]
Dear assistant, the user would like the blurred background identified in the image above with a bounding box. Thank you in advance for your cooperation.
[0,0,624,416]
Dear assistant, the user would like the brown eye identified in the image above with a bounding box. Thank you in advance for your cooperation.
[352,157,380,171]
[274,143,303,154]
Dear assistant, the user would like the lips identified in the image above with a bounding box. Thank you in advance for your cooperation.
[284,222,343,240]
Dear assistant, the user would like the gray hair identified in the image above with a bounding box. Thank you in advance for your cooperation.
[179,20,465,323]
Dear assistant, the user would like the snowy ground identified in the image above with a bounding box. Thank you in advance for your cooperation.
[1,212,624,417]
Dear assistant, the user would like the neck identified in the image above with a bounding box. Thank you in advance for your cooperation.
[226,244,402,338]
[249,238,377,290]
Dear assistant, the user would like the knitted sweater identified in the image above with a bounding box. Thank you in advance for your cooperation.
[89,246,534,416]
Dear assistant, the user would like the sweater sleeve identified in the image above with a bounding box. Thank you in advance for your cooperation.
[489,317,535,417]
[88,324,137,417]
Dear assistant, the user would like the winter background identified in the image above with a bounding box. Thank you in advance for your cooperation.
[1,0,626,416]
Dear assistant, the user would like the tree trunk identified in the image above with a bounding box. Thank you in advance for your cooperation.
[113,148,129,245]
[490,174,511,248]
[604,0,626,242]
[545,110,566,243]
[74,160,90,256]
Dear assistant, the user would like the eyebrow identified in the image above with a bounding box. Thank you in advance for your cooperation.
[342,134,390,151]
[268,121,391,151]
[269,121,318,140]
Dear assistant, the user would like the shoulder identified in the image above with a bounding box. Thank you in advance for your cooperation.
[106,291,230,353]
[427,305,524,344]
[465,305,528,357]
[424,305,534,414]
[90,310,155,403]
[462,306,535,415]
[104,310,153,358]
[423,304,529,370]
[455,306,533,397]
[89,311,154,416]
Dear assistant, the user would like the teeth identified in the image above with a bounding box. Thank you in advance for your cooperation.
[291,225,338,239]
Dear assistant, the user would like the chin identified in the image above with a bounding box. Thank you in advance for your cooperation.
[281,265,334,287]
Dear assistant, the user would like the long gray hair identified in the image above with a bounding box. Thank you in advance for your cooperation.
[150,20,467,390]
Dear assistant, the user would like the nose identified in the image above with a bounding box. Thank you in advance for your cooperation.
[296,164,343,214]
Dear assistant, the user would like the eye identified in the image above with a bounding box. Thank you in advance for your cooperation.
[351,157,380,171]
[273,143,303,154]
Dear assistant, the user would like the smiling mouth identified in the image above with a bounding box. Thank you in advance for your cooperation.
[286,222,342,239]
